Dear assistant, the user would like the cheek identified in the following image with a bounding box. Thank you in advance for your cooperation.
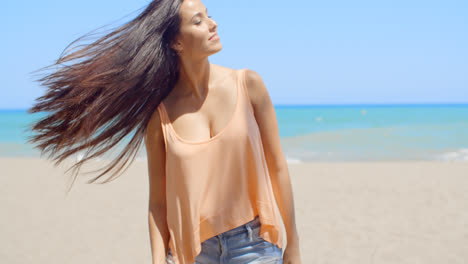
[192,30,208,46]
[178,25,211,53]
[183,28,208,46]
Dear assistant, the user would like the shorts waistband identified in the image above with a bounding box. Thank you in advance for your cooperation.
[217,216,261,238]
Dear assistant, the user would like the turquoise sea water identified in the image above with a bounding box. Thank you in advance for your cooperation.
[1,104,468,162]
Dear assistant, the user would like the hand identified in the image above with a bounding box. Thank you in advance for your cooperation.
[283,242,302,264]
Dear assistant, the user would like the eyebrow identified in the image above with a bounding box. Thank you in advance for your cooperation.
[191,8,208,19]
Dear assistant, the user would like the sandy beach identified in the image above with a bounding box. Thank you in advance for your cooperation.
[1,157,468,263]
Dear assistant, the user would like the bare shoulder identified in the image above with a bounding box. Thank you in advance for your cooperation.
[210,63,237,80]
[212,64,269,100]
[243,68,270,109]
[145,106,163,143]
[210,63,234,72]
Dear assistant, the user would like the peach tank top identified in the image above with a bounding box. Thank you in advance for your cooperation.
[156,68,284,264]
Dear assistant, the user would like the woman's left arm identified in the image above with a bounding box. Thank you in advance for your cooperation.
[244,69,302,261]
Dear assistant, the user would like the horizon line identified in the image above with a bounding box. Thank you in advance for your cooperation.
[2,102,468,111]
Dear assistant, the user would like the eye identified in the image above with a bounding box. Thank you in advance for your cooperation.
[194,15,213,25]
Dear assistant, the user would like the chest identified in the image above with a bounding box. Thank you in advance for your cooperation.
[163,82,240,143]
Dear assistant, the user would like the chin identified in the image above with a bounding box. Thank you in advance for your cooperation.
[209,45,223,56]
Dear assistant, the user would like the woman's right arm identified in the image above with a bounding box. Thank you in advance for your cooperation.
[145,109,169,264]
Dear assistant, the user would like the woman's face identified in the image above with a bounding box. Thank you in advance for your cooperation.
[172,0,222,60]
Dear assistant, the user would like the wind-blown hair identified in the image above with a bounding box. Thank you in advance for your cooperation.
[27,0,183,192]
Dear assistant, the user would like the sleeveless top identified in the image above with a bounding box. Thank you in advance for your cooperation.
[156,68,284,264]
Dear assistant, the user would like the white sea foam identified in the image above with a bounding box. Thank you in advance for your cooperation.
[286,156,302,164]
[135,156,146,162]
[437,149,468,161]
[76,153,84,162]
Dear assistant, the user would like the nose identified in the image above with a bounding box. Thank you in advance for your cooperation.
[209,18,217,31]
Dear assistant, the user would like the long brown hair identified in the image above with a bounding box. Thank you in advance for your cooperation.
[27,0,183,192]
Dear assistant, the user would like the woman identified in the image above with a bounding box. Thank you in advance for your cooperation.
[28,0,301,263]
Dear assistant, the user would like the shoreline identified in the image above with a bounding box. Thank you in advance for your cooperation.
[2,155,468,163]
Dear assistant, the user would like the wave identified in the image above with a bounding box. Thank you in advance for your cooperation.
[436,149,468,162]
[286,156,303,164]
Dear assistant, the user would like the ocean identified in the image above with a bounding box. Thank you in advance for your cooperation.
[1,104,468,162]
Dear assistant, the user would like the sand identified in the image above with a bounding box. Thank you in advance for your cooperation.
[1,158,468,264]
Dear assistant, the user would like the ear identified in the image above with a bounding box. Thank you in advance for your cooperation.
[171,38,183,53]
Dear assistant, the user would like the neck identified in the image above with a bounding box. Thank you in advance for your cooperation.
[174,57,212,100]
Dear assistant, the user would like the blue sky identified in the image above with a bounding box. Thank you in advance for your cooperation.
[2,0,467,109]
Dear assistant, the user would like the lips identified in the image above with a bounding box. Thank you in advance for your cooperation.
[209,33,218,40]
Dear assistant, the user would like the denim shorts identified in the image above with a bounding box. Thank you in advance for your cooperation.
[166,215,283,264]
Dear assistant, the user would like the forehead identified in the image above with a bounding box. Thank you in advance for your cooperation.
[179,0,207,20]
